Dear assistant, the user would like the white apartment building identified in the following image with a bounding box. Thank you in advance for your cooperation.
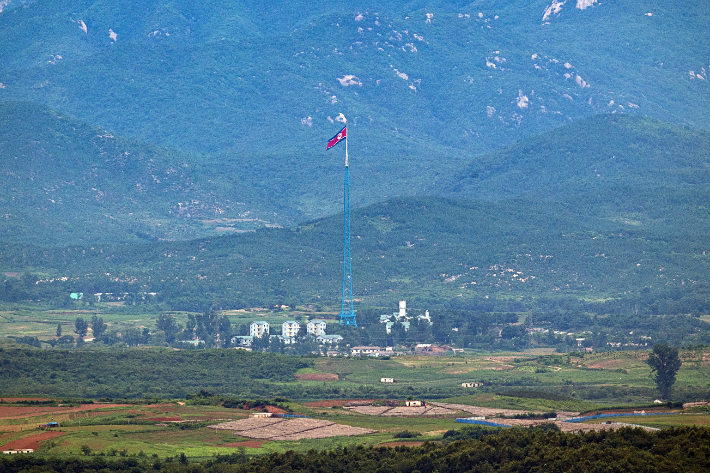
[250,321,269,338]
[307,319,327,337]
[282,321,300,338]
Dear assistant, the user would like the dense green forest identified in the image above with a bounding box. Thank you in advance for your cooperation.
[2,427,709,472]
[4,194,710,316]
[0,346,309,398]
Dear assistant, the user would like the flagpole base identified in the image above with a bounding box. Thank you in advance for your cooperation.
[339,312,357,327]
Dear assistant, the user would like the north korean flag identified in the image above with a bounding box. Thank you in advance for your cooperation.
[327,126,347,150]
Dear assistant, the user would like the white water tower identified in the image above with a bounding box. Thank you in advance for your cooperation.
[399,300,406,318]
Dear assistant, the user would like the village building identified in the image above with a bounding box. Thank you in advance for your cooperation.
[379,301,431,333]
[316,334,343,344]
[307,319,327,337]
[462,382,484,388]
[282,321,300,339]
[276,335,297,345]
[351,346,393,357]
[380,377,394,383]
[231,335,254,347]
[250,321,269,338]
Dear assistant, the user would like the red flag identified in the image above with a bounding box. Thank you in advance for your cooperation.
[327,126,347,150]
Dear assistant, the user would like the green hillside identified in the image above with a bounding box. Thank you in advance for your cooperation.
[3,112,710,315]
[1,0,708,223]
[438,114,710,231]
[0,101,294,244]
[3,194,710,316]
[3,105,710,248]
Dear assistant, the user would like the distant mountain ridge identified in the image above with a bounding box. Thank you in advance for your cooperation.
[4,194,710,313]
[0,101,289,244]
[0,0,708,226]
[3,103,710,246]
[437,114,710,228]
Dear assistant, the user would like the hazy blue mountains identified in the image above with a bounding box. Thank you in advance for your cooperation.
[1,0,709,226]
[0,101,291,244]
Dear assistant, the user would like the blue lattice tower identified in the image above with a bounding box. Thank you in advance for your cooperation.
[339,126,357,326]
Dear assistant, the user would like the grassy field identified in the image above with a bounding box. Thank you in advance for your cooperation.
[308,351,671,404]
[2,307,709,459]
[2,397,709,460]
[0,305,341,341]
[0,402,462,458]
[0,390,708,460]
[580,412,710,429]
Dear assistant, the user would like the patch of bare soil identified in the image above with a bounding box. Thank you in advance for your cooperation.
[264,405,287,414]
[303,399,380,408]
[295,373,339,381]
[586,359,632,370]
[0,431,65,450]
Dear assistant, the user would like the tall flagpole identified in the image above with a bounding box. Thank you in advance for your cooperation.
[339,117,356,326]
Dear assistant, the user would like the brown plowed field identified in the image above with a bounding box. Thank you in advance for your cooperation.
[0,403,129,420]
[217,440,266,448]
[304,399,380,407]
[295,373,339,381]
[0,431,65,450]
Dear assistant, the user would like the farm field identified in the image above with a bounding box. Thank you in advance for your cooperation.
[1,324,709,460]
[579,412,710,430]
[1,392,709,460]
[0,306,338,342]
[300,349,710,405]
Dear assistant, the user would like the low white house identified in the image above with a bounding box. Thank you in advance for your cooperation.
[231,335,254,347]
[462,382,483,388]
[250,321,269,338]
[276,335,297,345]
[282,321,300,338]
[316,334,343,344]
[380,377,394,383]
[352,346,391,357]
[307,319,327,337]
[405,400,423,407]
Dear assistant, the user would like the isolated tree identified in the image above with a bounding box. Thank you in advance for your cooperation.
[56,323,62,338]
[74,317,89,338]
[185,314,196,338]
[646,343,682,399]
[156,313,178,343]
[218,316,232,347]
[122,327,142,347]
[91,315,107,339]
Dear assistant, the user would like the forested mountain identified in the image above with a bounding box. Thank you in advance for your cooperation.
[3,104,710,248]
[2,1,710,315]
[3,192,710,316]
[0,101,292,244]
[438,114,710,231]
[1,0,708,225]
